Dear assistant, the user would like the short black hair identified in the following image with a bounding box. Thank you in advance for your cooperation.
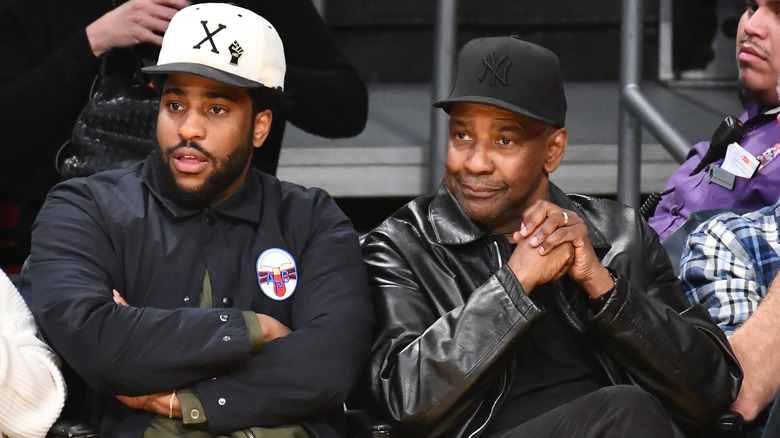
[247,86,290,119]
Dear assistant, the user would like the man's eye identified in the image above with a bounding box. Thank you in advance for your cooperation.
[169,102,181,111]
[454,132,467,140]
[211,106,226,115]
[499,137,513,145]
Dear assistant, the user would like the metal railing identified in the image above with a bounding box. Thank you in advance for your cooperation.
[618,0,690,208]
[427,0,458,192]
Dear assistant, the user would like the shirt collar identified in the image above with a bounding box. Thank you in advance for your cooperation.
[746,99,780,119]
[140,155,263,224]
[429,181,609,250]
[429,182,486,244]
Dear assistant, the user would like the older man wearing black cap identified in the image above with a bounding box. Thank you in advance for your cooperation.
[27,3,372,437]
[360,36,741,437]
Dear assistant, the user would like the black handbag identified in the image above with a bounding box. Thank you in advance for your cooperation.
[57,48,159,179]
[46,419,99,438]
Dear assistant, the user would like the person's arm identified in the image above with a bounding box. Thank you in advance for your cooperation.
[362,222,555,437]
[238,0,368,138]
[0,271,66,437]
[85,0,190,57]
[583,258,740,429]
[111,293,288,421]
[524,199,741,429]
[681,215,778,422]
[113,311,297,435]
[680,213,765,334]
[597,216,739,429]
[729,278,780,421]
[28,184,258,396]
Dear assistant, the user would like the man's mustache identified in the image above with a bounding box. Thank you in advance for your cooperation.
[739,37,769,60]
[165,140,215,161]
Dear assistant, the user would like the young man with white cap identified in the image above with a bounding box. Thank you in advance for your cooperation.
[360,36,741,437]
[27,4,373,437]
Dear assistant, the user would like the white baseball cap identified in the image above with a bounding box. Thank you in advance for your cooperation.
[143,3,285,90]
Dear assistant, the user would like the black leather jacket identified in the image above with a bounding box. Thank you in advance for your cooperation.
[362,183,741,437]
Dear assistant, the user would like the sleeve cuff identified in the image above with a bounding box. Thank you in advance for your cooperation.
[496,264,540,315]
[242,311,265,354]
[178,388,208,428]
[583,268,629,324]
[588,288,614,313]
[587,269,618,313]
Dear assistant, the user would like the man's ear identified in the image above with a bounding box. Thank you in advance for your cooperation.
[543,128,568,173]
[253,109,273,148]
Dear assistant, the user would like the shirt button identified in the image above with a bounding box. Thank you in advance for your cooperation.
[204,210,215,226]
[222,296,233,307]
[219,314,229,322]
[190,409,200,420]
[223,336,231,342]
[671,207,679,216]
[218,398,226,406]
[183,296,190,304]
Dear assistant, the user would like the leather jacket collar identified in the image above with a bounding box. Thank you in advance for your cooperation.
[429,181,610,251]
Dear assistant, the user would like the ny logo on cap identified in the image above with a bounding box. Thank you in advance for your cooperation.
[193,20,227,54]
[479,52,510,86]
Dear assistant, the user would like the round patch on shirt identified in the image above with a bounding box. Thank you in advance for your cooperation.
[256,248,298,300]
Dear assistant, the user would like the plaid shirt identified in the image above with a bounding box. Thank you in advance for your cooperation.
[680,200,780,336]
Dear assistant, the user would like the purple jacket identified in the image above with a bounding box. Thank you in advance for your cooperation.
[649,101,780,241]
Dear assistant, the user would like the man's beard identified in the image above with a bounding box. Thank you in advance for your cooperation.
[737,81,754,109]
[156,133,254,208]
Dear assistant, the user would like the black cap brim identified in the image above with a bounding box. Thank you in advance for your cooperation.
[142,63,265,89]
[433,95,561,127]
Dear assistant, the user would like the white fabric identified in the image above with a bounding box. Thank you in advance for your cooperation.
[0,270,66,438]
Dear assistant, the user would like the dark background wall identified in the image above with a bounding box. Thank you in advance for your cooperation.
[324,0,661,83]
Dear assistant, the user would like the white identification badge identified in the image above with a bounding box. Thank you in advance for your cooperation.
[721,142,760,178]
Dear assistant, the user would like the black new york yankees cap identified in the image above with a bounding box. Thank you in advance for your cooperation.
[142,3,286,90]
[434,36,567,127]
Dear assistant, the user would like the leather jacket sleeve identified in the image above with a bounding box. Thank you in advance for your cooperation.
[575,199,741,431]
[363,223,543,437]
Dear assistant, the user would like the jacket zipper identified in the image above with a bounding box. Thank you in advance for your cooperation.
[492,240,503,268]
[487,235,622,433]
[467,369,508,438]
[461,240,507,438]
[242,429,256,438]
